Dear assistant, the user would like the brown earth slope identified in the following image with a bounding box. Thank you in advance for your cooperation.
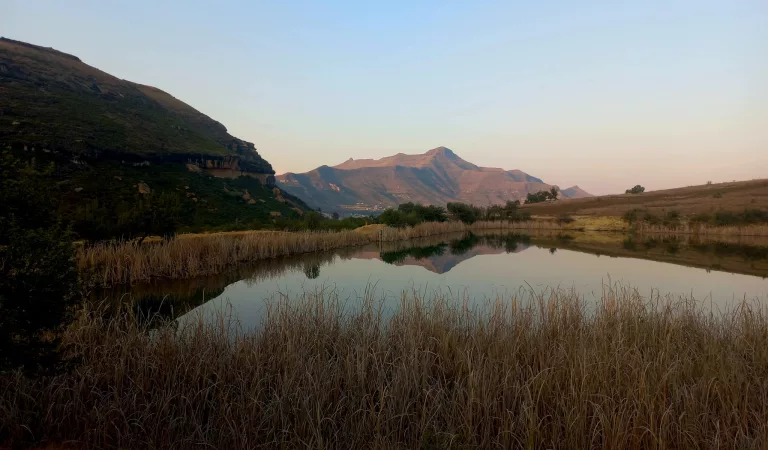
[522,179,768,217]
[277,147,591,212]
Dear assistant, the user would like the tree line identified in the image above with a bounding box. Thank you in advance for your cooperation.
[377,200,531,228]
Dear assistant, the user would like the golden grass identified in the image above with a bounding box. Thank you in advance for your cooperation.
[2,285,767,448]
[634,222,768,237]
[79,221,568,286]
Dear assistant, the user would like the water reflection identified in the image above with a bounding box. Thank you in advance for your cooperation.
[96,231,768,324]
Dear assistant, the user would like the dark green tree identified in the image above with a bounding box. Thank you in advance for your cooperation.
[447,202,478,225]
[625,185,646,194]
[304,211,322,231]
[378,209,408,228]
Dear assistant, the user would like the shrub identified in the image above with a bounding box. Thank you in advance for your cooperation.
[0,152,78,374]
[691,213,712,224]
[447,203,478,225]
[643,212,661,226]
[714,211,738,226]
[622,208,643,224]
[378,209,409,228]
[524,190,557,204]
[556,215,575,225]
[625,185,645,194]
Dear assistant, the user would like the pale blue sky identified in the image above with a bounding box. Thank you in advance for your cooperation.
[4,0,767,194]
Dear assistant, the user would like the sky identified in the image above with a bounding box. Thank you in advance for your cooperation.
[3,0,767,194]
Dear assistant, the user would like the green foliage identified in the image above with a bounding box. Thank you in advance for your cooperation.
[446,203,479,225]
[483,233,532,252]
[622,209,643,224]
[273,215,371,232]
[524,190,558,204]
[378,209,410,228]
[0,152,78,374]
[304,212,322,231]
[1,40,273,172]
[1,150,308,240]
[303,264,321,279]
[625,185,646,194]
[448,233,480,255]
[380,244,447,264]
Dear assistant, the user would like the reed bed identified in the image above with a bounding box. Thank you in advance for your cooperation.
[635,222,768,237]
[2,285,767,449]
[78,221,566,286]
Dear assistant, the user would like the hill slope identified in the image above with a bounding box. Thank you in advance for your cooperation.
[521,179,768,217]
[277,147,591,212]
[0,38,307,238]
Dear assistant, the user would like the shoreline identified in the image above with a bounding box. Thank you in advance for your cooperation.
[79,218,768,287]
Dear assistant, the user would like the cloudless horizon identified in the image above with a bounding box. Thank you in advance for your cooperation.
[4,0,767,194]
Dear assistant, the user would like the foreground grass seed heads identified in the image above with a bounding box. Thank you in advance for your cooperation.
[2,285,767,449]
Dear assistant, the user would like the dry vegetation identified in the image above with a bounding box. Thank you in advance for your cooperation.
[524,179,768,217]
[79,221,568,286]
[2,285,767,449]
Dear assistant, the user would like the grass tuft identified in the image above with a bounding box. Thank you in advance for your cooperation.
[1,285,767,448]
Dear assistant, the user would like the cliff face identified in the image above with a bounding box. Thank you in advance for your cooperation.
[0,37,274,178]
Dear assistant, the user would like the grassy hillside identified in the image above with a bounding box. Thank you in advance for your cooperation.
[0,37,272,173]
[522,179,768,218]
[0,38,309,238]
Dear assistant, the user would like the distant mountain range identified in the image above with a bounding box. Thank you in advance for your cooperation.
[277,147,592,213]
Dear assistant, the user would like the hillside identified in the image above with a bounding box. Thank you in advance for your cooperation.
[0,38,307,238]
[521,179,768,217]
[277,146,591,213]
[0,37,274,175]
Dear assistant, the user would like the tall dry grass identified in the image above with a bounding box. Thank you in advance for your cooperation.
[2,285,767,448]
[635,222,768,237]
[79,221,566,286]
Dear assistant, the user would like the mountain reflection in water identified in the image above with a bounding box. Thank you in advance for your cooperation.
[95,231,768,323]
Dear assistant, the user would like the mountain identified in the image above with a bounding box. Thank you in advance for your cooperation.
[277,146,591,213]
[560,185,593,199]
[0,38,307,238]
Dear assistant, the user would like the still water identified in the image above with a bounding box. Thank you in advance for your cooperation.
[103,232,768,330]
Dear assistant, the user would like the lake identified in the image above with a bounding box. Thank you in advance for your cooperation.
[99,231,768,330]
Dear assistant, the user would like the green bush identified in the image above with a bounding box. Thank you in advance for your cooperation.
[622,209,644,224]
[625,185,645,194]
[0,152,78,374]
[447,203,479,225]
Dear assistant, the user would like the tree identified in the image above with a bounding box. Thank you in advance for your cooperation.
[117,193,181,243]
[625,185,645,194]
[378,209,408,228]
[549,186,559,200]
[524,190,557,204]
[447,202,478,225]
[331,212,340,220]
[304,211,322,230]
